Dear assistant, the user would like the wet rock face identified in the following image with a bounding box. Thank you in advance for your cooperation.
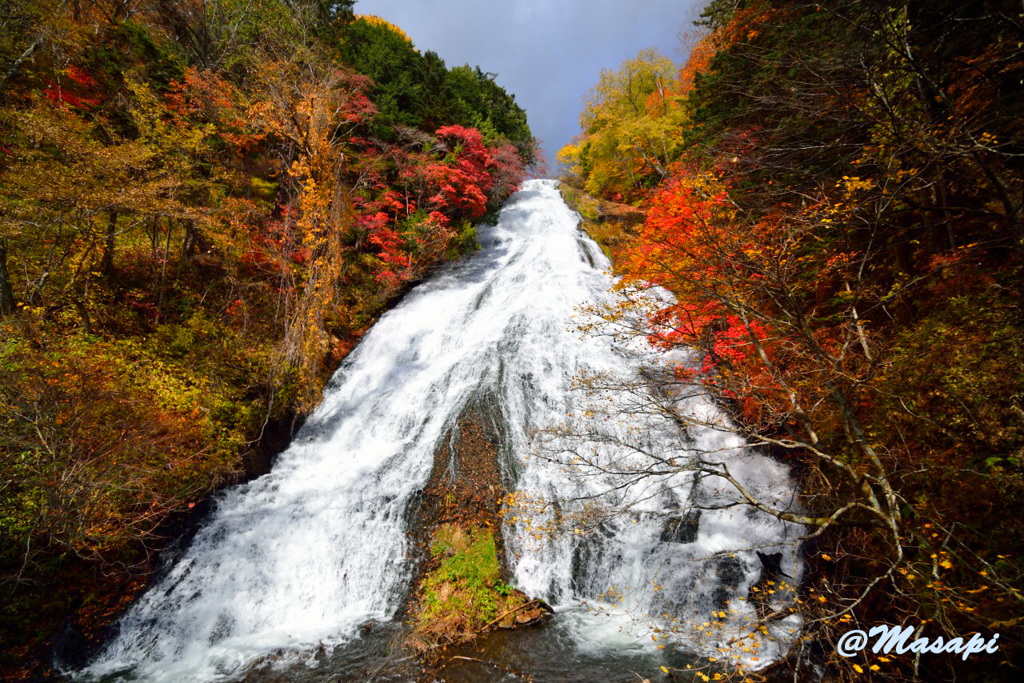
[416,393,509,531]
[712,555,747,610]
[660,510,701,544]
[716,555,746,588]
[407,394,550,650]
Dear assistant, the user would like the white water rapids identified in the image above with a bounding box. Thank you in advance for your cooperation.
[80,180,802,681]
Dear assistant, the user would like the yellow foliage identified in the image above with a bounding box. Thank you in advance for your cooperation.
[358,14,414,46]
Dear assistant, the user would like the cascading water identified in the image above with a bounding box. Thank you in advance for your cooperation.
[79,180,802,682]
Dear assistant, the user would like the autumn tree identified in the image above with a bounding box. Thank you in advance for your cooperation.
[0,93,156,322]
[563,48,684,199]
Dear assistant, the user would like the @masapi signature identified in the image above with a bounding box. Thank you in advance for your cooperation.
[838,625,1000,660]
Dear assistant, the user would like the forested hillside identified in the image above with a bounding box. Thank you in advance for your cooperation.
[0,1,535,675]
[561,0,1024,679]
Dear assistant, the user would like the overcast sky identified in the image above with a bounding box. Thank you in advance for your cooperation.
[354,0,707,171]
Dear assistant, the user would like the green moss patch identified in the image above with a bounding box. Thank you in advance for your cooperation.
[412,524,527,647]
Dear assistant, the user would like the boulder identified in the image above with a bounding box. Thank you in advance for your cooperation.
[497,592,553,629]
[660,510,701,544]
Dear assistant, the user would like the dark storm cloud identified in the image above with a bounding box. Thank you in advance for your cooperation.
[354,0,706,171]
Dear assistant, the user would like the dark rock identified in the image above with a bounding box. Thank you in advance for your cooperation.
[51,617,89,670]
[712,554,746,610]
[712,586,732,611]
[756,551,784,580]
[716,555,746,588]
[748,551,789,618]
[660,510,701,544]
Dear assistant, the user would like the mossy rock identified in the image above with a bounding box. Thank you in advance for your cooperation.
[411,524,549,649]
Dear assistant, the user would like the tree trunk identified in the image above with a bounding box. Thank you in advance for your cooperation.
[73,298,92,334]
[155,219,174,323]
[101,210,118,276]
[1,39,40,94]
[0,238,16,315]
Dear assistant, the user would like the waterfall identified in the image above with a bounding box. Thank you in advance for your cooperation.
[80,180,802,681]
